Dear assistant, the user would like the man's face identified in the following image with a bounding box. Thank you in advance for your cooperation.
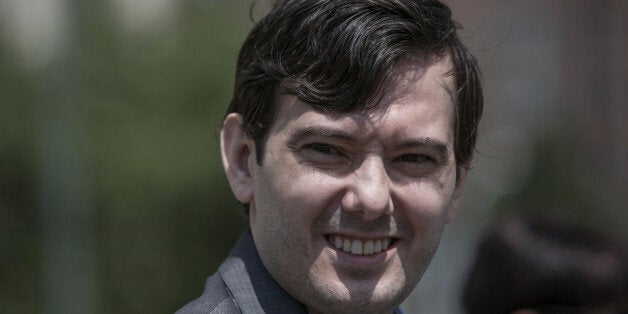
[224,57,466,313]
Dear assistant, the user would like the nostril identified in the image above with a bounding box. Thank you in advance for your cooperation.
[340,169,393,218]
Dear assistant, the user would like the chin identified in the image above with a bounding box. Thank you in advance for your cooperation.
[302,273,409,314]
[307,294,402,314]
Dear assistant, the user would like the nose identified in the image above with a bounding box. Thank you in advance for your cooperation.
[341,157,393,220]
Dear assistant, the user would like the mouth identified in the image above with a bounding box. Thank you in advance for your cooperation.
[327,234,398,256]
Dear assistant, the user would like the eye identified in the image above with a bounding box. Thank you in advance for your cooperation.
[398,154,434,164]
[306,143,341,155]
[392,153,440,176]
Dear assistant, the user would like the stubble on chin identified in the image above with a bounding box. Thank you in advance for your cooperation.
[299,258,409,314]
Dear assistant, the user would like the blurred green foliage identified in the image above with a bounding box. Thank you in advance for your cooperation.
[0,1,255,313]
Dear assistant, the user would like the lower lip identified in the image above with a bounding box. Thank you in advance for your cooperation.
[337,249,388,266]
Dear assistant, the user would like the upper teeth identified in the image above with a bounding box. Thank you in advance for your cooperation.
[332,235,391,255]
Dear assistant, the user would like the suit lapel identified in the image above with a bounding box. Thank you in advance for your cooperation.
[219,229,307,313]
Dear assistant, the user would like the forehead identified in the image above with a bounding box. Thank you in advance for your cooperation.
[269,57,456,145]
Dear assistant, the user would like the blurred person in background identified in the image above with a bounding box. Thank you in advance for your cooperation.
[177,0,483,312]
[463,214,628,314]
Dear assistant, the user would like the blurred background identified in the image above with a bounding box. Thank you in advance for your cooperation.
[0,0,625,313]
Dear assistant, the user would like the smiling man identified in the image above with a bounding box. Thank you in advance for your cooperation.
[177,0,483,313]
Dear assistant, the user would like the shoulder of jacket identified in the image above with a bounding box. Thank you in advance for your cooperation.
[175,273,240,314]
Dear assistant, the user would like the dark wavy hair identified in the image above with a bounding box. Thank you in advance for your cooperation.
[224,0,483,177]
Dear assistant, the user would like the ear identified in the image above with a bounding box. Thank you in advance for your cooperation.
[446,163,470,223]
[220,113,255,204]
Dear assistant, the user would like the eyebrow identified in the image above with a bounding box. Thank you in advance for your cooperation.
[288,126,449,158]
[288,126,356,143]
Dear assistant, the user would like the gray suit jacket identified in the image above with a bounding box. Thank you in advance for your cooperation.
[176,229,307,313]
[176,229,405,313]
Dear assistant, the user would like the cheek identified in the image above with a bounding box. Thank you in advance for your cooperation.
[257,165,343,223]
[396,183,455,230]
[287,172,342,212]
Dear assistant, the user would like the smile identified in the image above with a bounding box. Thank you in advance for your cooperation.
[327,235,397,256]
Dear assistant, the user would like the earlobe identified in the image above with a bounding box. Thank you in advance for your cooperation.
[446,164,470,223]
[220,113,255,204]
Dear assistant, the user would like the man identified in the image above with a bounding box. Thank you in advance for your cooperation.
[178,0,483,313]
